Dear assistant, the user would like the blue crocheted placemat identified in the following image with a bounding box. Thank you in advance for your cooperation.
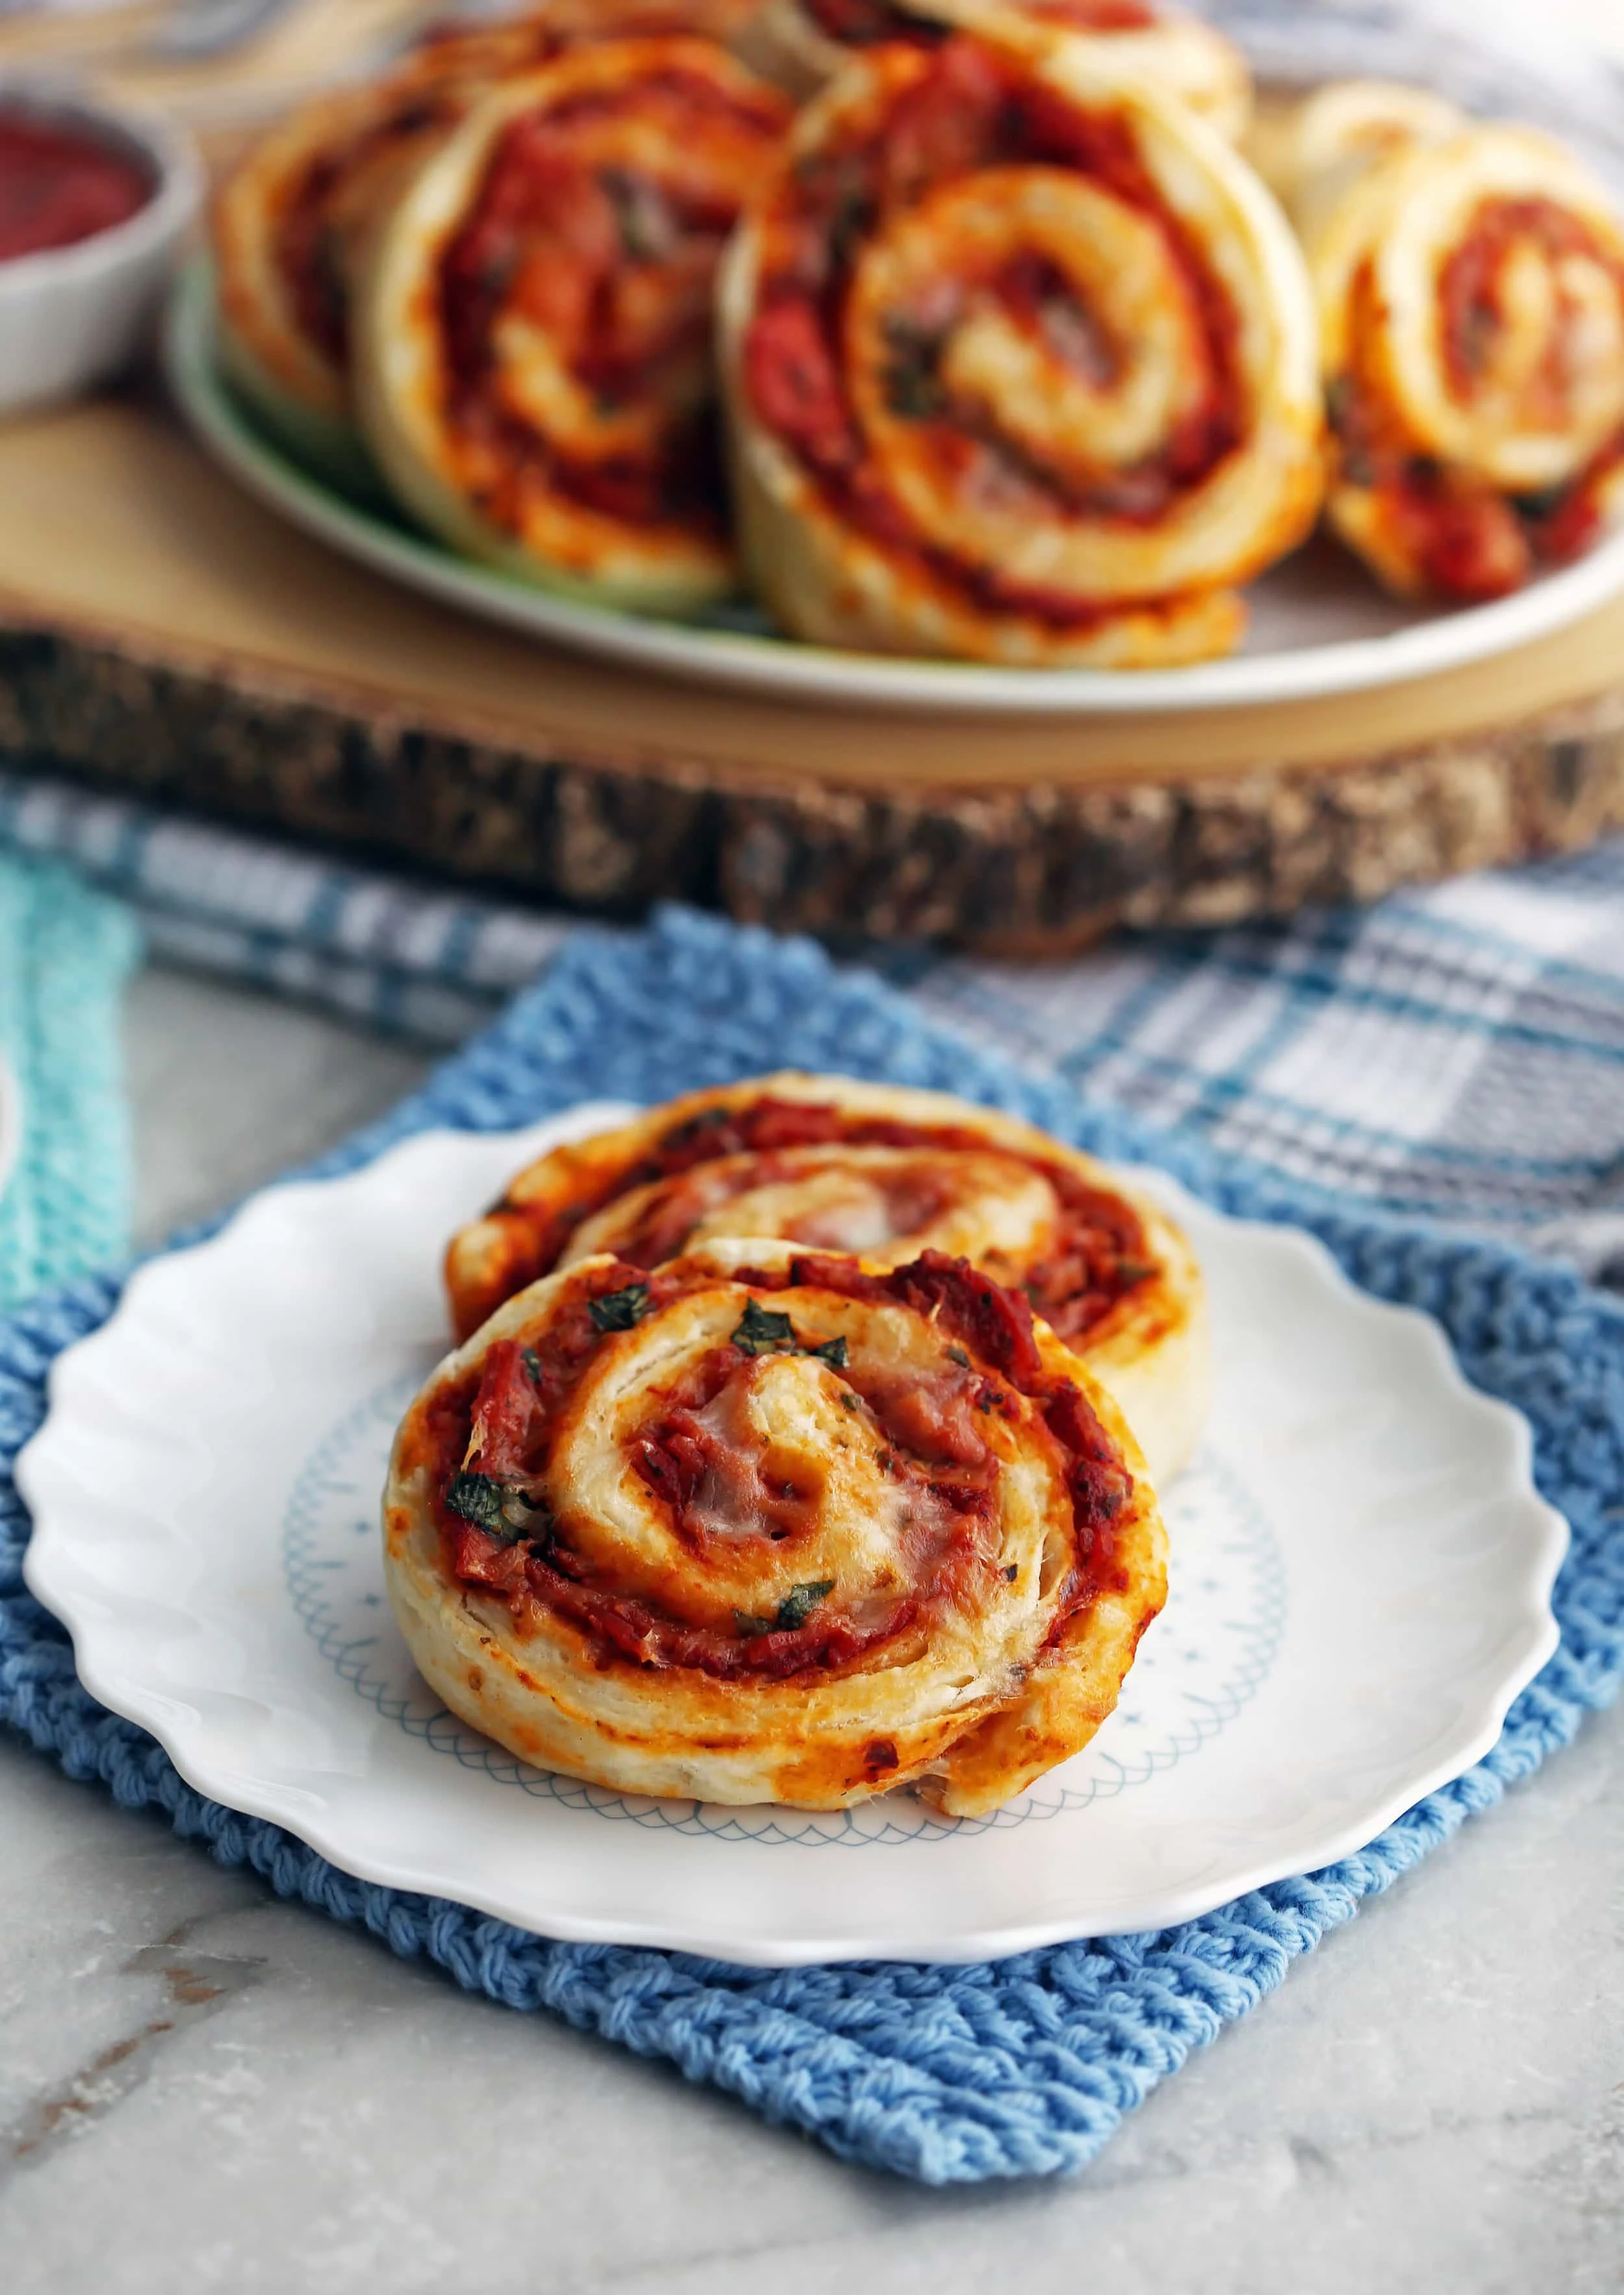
[3,908,1621,2185]
[0,853,138,1312]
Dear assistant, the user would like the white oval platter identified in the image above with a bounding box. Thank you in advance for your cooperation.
[19,1105,1567,1966]
[166,259,1624,721]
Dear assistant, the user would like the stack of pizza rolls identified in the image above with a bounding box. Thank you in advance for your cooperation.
[213,5,1624,652]
[212,2,1326,662]
[444,1074,1209,1488]
[1251,80,1624,602]
[385,1073,1208,1814]
[213,1,789,582]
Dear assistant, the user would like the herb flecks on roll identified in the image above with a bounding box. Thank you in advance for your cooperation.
[443,1073,1210,1489]
[351,38,790,615]
[718,35,1321,666]
[384,1240,1167,1813]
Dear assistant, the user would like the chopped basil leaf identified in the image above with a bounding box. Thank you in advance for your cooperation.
[731,1299,798,1355]
[776,1580,835,1631]
[839,1391,861,1413]
[1514,483,1571,522]
[734,1580,836,1637]
[600,166,670,263]
[446,1472,507,1534]
[521,1346,544,1382]
[1115,1258,1156,1288]
[446,1471,547,1547]
[882,317,947,420]
[590,1283,650,1333]
[1004,1564,1019,1583]
[946,1346,971,1368]
[732,1298,850,1368]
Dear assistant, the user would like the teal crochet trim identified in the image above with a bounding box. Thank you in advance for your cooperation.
[3,908,1621,2185]
[0,855,138,1311]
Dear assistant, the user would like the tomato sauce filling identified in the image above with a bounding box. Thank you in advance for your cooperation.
[428,1251,1132,1682]
[434,69,785,536]
[485,1094,1152,1342]
[0,112,152,264]
[742,38,1244,626]
[1331,200,1624,600]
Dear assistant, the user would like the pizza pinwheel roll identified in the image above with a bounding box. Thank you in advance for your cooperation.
[1301,114,1624,600]
[445,1074,1208,1488]
[353,40,791,616]
[385,1240,1167,1813]
[212,13,565,485]
[1246,78,1465,255]
[717,36,1322,666]
[738,0,1251,136]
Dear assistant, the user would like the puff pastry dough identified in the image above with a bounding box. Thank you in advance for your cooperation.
[386,1240,1167,1813]
[446,1072,1208,1487]
[737,0,1252,136]
[717,34,1321,666]
[212,14,565,486]
[352,38,789,616]
[1274,87,1624,600]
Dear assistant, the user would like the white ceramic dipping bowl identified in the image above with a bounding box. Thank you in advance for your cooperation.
[0,79,202,415]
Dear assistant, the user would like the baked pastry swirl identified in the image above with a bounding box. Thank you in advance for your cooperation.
[385,1240,1167,1812]
[717,34,1322,665]
[212,12,565,485]
[353,38,791,615]
[445,1074,1208,1487]
[1288,94,1624,600]
[737,0,1252,136]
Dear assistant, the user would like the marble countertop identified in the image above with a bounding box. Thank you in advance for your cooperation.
[3,963,1621,2292]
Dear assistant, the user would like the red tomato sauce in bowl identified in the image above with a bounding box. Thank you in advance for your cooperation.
[0,111,153,264]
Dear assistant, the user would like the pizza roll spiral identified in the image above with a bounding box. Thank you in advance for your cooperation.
[1300,110,1624,600]
[717,35,1322,666]
[353,38,791,615]
[445,1074,1208,1488]
[385,1240,1167,1813]
[1246,78,1465,257]
[212,12,565,486]
[738,0,1252,137]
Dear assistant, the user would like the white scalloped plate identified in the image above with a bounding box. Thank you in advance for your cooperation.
[19,1106,1567,1965]
[166,259,1624,720]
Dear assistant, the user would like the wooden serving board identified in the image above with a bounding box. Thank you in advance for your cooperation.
[2,388,1622,954]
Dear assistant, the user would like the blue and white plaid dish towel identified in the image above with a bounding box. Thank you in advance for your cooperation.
[3,765,1621,1281]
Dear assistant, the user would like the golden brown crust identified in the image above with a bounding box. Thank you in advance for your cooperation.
[210,15,570,470]
[444,1071,1210,1487]
[385,1239,1167,1814]
[1286,103,1624,603]
[351,39,791,617]
[716,36,1321,667]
